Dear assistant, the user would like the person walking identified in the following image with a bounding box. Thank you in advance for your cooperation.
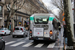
[57,22,61,42]
[63,25,67,45]
[0,26,1,29]
[58,22,61,31]
[1,25,3,28]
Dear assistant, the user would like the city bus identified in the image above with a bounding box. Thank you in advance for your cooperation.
[29,13,60,41]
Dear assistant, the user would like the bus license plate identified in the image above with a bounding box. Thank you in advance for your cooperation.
[38,38,43,40]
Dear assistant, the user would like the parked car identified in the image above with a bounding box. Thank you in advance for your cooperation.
[0,28,11,35]
[0,35,5,50]
[12,26,28,38]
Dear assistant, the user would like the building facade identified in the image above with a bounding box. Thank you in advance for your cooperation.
[0,0,5,27]
[0,0,48,30]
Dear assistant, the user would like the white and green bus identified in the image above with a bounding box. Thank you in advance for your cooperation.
[29,13,60,41]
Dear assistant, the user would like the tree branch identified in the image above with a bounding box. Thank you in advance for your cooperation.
[51,0,64,11]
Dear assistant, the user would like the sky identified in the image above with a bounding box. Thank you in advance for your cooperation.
[42,0,60,17]
[42,0,51,6]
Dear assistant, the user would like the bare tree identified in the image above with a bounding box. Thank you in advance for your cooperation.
[51,0,63,11]
[51,0,64,22]
[5,0,25,30]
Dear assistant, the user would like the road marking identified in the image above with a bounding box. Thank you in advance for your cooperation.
[22,42,33,47]
[17,39,23,41]
[34,43,44,48]
[10,42,25,47]
[5,41,16,45]
[47,43,55,48]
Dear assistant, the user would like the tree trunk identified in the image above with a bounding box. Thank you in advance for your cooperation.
[11,15,14,32]
[6,11,12,29]
[63,0,73,47]
[6,15,10,29]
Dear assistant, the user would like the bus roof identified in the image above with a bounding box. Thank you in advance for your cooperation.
[31,13,54,17]
[30,13,59,22]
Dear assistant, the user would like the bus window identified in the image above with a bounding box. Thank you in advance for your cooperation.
[34,16,49,24]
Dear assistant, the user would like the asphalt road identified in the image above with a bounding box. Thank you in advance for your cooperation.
[2,28,64,50]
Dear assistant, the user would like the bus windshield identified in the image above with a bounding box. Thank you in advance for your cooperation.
[34,16,49,24]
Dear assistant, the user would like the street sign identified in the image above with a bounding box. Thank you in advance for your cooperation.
[19,22,21,24]
[18,21,22,25]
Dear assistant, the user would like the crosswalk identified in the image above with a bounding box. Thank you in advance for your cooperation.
[10,42,25,47]
[34,43,44,48]
[47,43,55,48]
[5,40,62,48]
[22,42,33,47]
[5,41,16,45]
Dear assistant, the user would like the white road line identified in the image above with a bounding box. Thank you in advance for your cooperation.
[5,41,16,45]
[34,43,44,48]
[47,43,55,48]
[10,42,25,47]
[22,42,33,47]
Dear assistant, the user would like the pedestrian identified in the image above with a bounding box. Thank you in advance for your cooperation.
[63,25,67,45]
[1,25,3,28]
[0,26,1,29]
[58,22,61,31]
[61,24,63,28]
[28,25,30,30]
[57,22,61,42]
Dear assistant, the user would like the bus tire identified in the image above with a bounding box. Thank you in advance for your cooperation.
[34,40,38,43]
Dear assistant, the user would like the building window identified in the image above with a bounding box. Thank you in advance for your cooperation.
[0,6,3,17]
[18,16,21,21]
